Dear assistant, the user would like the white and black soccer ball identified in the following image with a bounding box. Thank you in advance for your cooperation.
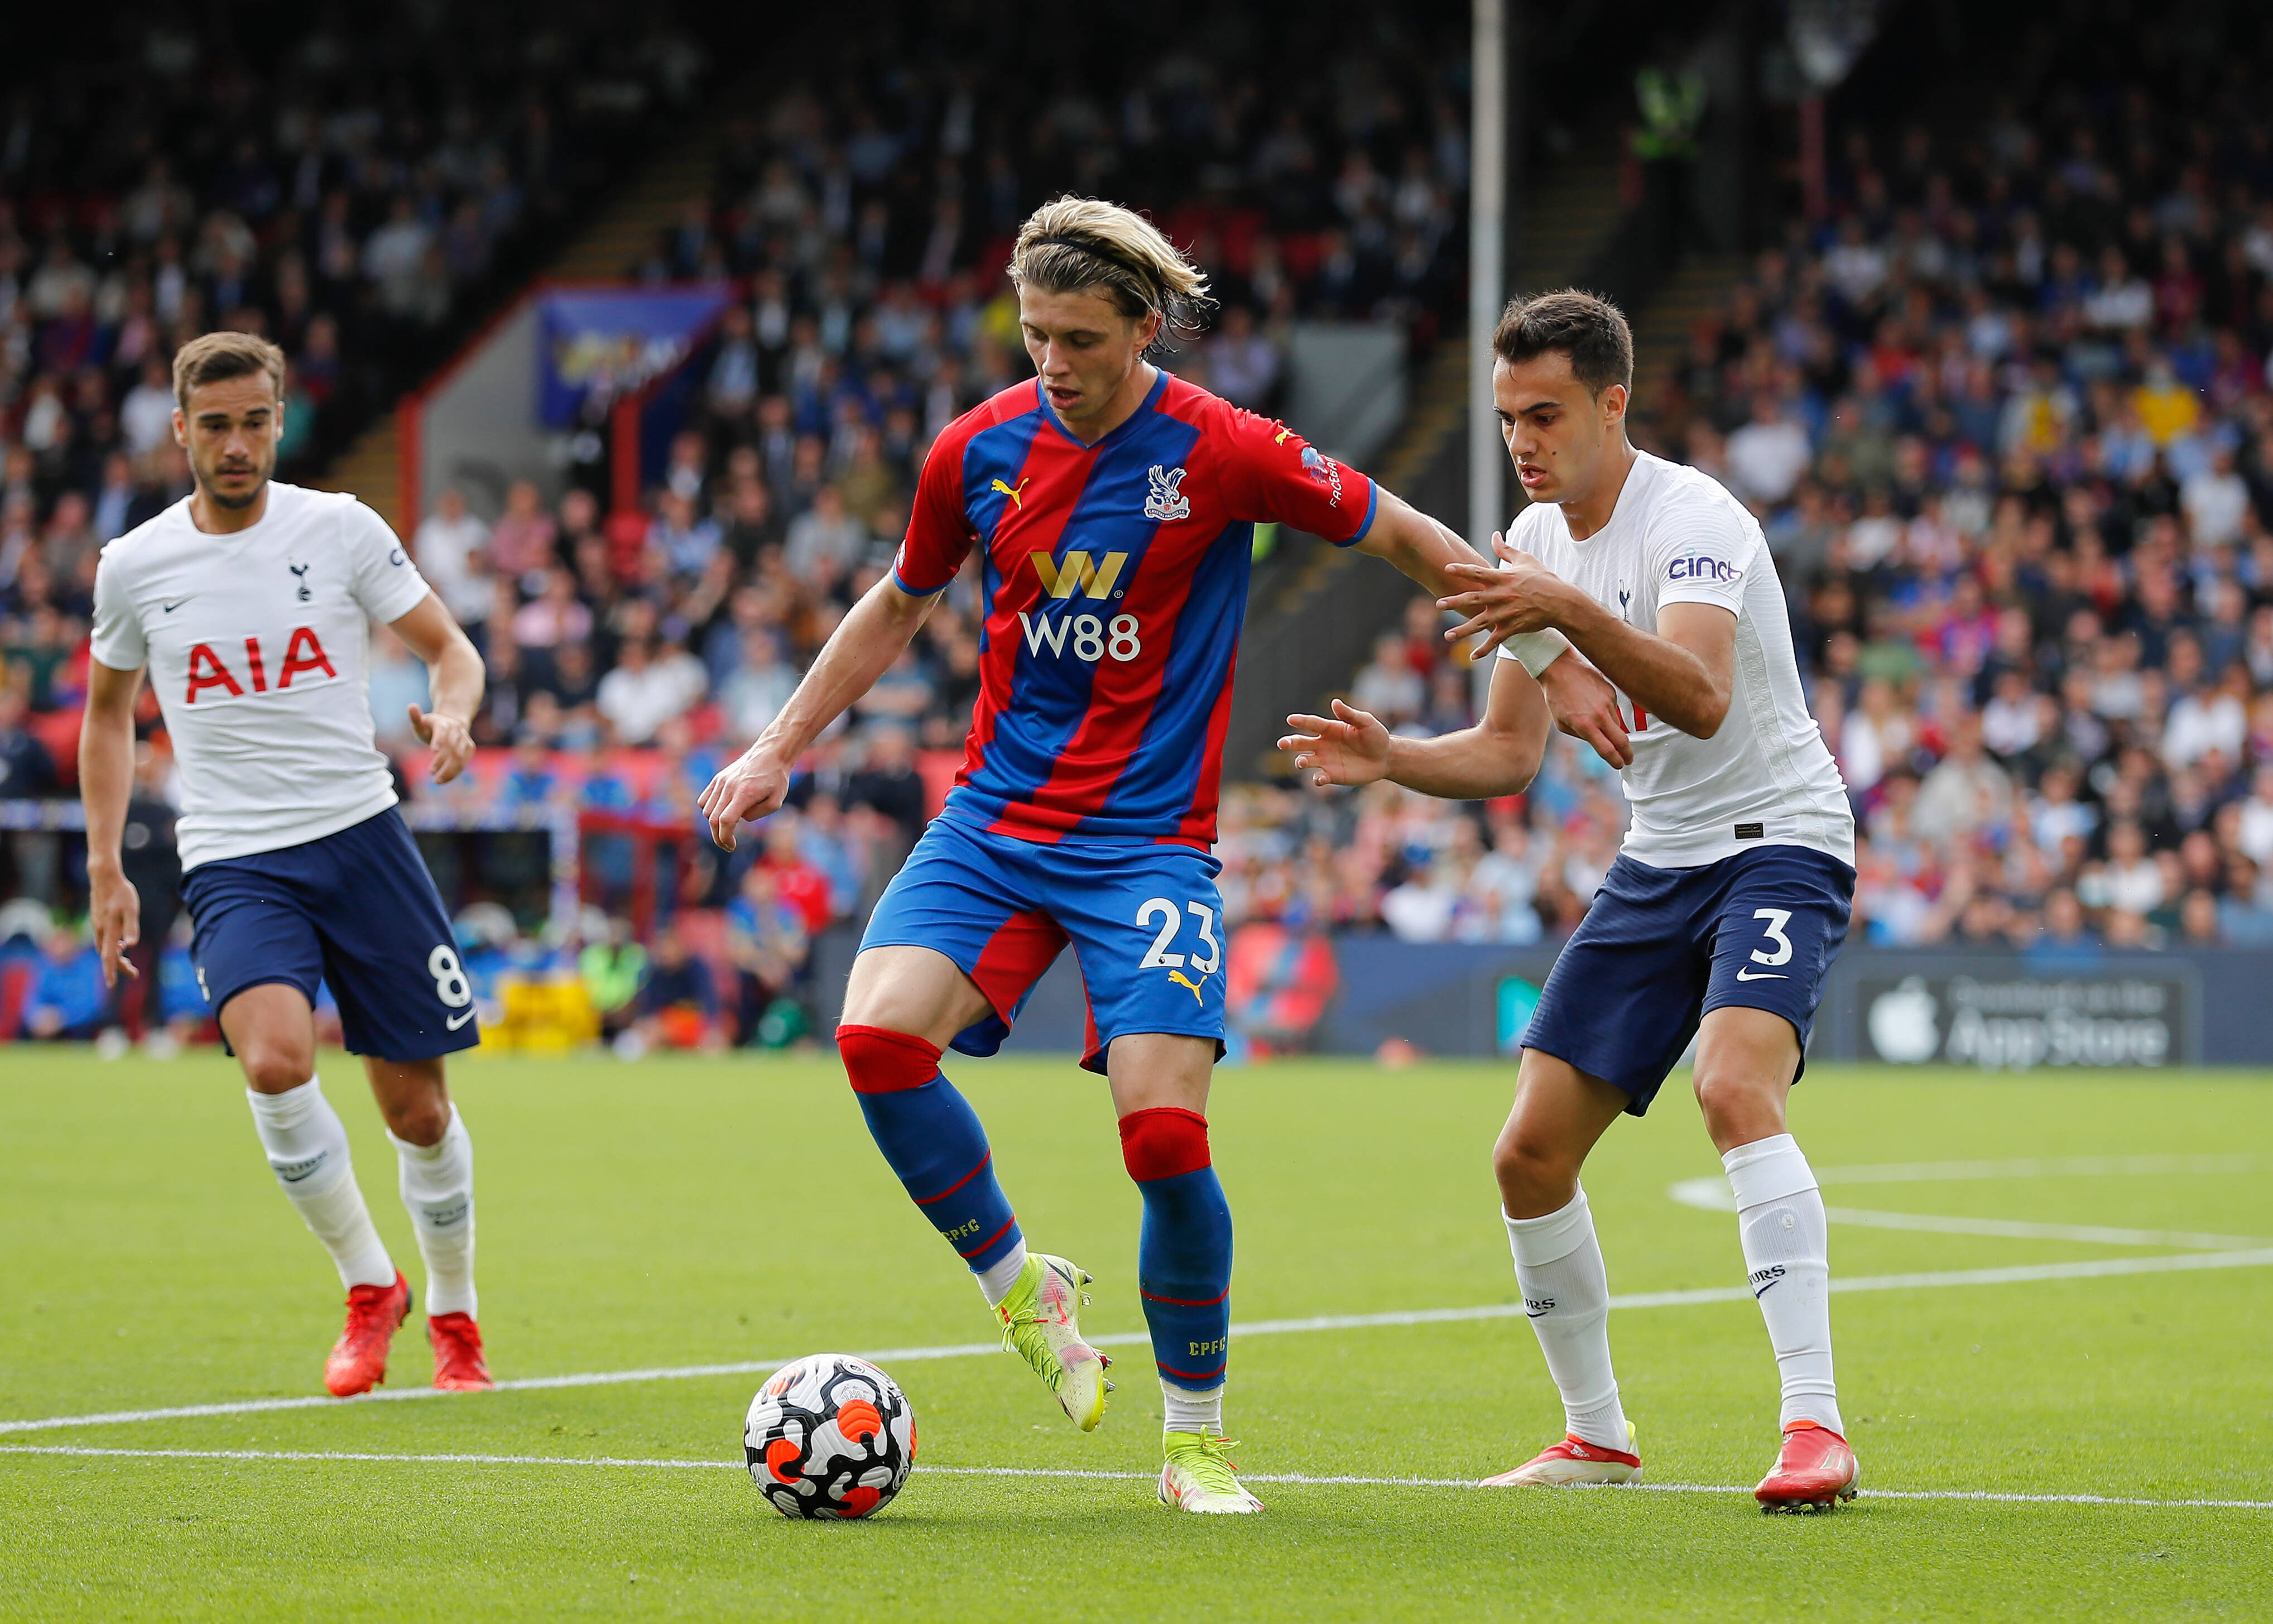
[744,1353,916,1520]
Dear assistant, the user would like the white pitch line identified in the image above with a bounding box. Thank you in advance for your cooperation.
[6,1446,2269,1512]
[6,1247,2271,1439]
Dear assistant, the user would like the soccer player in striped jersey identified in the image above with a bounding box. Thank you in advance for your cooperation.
[700,199,1625,1514]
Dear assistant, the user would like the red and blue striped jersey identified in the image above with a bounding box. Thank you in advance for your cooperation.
[893,370,1377,848]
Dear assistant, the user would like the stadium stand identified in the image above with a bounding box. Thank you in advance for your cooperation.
[1282,6,2273,951]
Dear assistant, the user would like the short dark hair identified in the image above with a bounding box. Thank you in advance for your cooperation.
[171,330,286,410]
[1491,290,1633,396]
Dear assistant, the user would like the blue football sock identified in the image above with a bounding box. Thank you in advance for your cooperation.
[1135,1164,1233,1388]
[842,1026,1022,1276]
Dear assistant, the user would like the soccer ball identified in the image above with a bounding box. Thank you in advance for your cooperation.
[743,1353,916,1519]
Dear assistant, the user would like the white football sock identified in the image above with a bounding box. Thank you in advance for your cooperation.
[975,1239,1029,1307]
[390,1106,477,1319]
[1503,1186,1630,1452]
[246,1079,395,1291]
[1723,1133,1843,1435]
[1162,1380,1223,1435]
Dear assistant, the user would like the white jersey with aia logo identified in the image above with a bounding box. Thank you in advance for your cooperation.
[90,482,431,869]
[1498,450,1853,869]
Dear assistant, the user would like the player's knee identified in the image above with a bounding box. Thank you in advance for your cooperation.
[382,1094,450,1147]
[837,1024,943,1094]
[1691,1066,1784,1146]
[238,1039,313,1094]
[1493,1128,1579,1216]
[1119,1107,1210,1183]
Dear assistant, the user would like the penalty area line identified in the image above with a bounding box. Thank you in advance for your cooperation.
[4,1445,2270,1512]
[4,1247,2270,1438]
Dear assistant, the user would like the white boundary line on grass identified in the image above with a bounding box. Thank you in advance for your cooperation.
[6,1247,2271,1437]
[6,1445,2270,1513]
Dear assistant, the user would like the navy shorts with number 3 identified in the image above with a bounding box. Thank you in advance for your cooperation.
[859,815,1227,1073]
[181,806,480,1060]
[1521,844,1854,1114]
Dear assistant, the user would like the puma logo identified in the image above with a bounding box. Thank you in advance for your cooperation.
[992,477,1030,508]
[1167,969,1208,1002]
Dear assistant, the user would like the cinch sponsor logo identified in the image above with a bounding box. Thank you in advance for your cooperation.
[1666,555,1738,583]
[184,629,337,703]
[1029,550,1127,599]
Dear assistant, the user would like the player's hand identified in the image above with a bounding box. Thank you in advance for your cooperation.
[409,704,475,784]
[89,866,142,988]
[699,748,792,851]
[1537,655,1635,770]
[1280,699,1392,789]
[1436,533,1572,654]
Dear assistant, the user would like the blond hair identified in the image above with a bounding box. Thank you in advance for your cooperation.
[1008,197,1214,353]
[171,331,286,410]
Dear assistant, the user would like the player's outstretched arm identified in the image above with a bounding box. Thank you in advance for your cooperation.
[1439,535,1734,739]
[79,659,145,986]
[1280,656,1550,800]
[390,591,484,782]
[700,575,940,850]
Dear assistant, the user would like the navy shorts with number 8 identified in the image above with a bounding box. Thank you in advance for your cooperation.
[181,806,480,1060]
[1520,843,1854,1115]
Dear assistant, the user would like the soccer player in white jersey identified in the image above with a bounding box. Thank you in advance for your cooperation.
[80,333,494,1397]
[1282,291,1860,1511]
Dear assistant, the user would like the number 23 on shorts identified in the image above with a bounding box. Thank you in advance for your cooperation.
[1135,897,1221,976]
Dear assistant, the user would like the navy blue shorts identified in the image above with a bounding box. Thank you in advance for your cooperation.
[859,815,1226,1074]
[180,807,479,1060]
[1522,844,1854,1115]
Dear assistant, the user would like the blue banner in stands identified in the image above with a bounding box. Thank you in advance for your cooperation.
[536,285,732,427]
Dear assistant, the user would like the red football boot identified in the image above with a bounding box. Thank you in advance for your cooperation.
[428,1312,494,1391]
[324,1271,412,1397]
[1755,1420,1859,1512]
[1480,1422,1642,1486]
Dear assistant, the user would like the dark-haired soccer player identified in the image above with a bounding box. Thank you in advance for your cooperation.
[700,199,1626,1513]
[82,333,493,1397]
[1283,290,1861,1512]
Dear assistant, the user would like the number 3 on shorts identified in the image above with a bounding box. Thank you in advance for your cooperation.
[1135,897,1221,974]
[1750,907,1794,967]
[429,944,473,1007]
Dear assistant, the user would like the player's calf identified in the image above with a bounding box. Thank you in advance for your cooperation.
[840,1024,1026,1287]
[1121,1107,1232,1394]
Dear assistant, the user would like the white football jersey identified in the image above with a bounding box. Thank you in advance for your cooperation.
[1498,450,1853,868]
[90,482,433,869]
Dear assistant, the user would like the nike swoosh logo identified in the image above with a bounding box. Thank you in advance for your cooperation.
[445,1008,476,1030]
[162,598,191,613]
[1752,1280,1781,1298]
[1734,969,1788,982]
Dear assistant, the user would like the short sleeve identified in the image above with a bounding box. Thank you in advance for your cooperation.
[1649,493,1752,617]
[89,546,148,672]
[1213,407,1377,546]
[892,432,975,595]
[343,498,431,622]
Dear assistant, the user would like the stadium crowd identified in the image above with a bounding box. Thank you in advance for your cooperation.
[0,7,707,685]
[11,10,2273,1050]
[1226,42,2273,952]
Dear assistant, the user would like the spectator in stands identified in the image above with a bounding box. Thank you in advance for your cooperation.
[0,683,56,799]
[1351,631,1426,729]
[414,486,493,631]
[726,863,808,1047]
[25,925,108,1040]
[488,481,559,589]
[784,484,868,590]
[1725,394,1814,507]
[595,636,706,746]
[631,920,717,1051]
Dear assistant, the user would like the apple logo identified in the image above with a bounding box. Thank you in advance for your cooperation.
[1868,976,1940,1063]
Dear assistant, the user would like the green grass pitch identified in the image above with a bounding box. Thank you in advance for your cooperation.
[4,1049,2270,1621]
